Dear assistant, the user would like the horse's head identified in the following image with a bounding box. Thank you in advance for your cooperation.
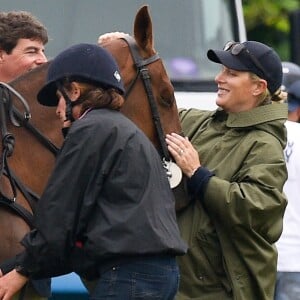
[99,5,182,153]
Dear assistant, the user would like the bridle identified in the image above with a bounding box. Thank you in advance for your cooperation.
[0,82,59,228]
[121,36,171,163]
[0,81,60,300]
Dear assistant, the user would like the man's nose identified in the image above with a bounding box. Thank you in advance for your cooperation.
[36,51,47,64]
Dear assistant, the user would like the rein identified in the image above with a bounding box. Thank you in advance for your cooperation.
[0,82,59,227]
[121,36,171,162]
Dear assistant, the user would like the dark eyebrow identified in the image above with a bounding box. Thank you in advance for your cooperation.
[24,46,45,52]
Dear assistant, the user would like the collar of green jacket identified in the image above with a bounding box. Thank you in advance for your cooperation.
[179,102,288,150]
[216,103,288,148]
[225,103,288,127]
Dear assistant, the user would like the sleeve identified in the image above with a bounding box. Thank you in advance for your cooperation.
[187,166,214,197]
[202,138,288,244]
[0,256,17,275]
[17,121,107,278]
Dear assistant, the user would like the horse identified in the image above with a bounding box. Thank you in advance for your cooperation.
[0,5,181,299]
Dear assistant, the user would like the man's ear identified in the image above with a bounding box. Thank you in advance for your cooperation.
[0,49,5,63]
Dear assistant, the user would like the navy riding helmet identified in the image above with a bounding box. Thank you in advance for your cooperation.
[37,43,125,106]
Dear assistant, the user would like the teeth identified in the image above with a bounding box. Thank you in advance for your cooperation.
[218,88,228,95]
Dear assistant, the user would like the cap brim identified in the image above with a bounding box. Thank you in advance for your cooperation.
[37,81,59,107]
[207,49,249,71]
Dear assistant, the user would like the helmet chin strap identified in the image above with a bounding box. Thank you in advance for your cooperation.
[56,81,88,124]
[56,82,75,123]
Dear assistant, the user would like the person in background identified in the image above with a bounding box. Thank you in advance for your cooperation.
[0,10,47,83]
[285,79,300,122]
[281,61,300,92]
[274,74,300,299]
[0,43,187,300]
[166,41,288,299]
[0,10,49,300]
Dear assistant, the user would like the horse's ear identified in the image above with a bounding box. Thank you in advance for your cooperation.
[133,5,155,54]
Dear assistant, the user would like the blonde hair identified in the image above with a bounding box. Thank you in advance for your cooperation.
[249,73,286,105]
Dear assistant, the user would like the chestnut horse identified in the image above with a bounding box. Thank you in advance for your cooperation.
[0,5,181,299]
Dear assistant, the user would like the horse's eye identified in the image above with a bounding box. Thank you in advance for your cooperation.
[160,96,174,108]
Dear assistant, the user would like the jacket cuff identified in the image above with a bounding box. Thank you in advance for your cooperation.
[187,166,214,198]
[0,256,17,275]
[15,265,30,277]
[15,252,30,277]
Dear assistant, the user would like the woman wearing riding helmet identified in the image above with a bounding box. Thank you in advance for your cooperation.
[0,43,187,300]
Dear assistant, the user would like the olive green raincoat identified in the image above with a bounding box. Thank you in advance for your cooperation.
[176,104,288,300]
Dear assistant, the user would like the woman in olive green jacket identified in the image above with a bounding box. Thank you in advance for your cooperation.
[166,41,288,300]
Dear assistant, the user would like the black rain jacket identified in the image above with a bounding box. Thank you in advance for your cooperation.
[17,108,187,279]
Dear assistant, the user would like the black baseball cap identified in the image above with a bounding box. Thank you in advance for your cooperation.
[207,41,282,95]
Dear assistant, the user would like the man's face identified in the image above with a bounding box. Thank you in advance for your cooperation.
[0,38,47,83]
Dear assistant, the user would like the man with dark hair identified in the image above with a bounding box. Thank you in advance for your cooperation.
[0,10,50,300]
[0,10,47,82]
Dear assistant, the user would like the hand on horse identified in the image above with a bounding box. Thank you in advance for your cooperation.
[0,269,28,300]
[98,31,130,45]
[166,133,201,178]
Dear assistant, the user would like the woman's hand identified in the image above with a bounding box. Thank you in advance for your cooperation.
[166,133,201,178]
[0,269,28,300]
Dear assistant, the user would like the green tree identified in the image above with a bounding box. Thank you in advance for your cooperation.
[242,0,300,60]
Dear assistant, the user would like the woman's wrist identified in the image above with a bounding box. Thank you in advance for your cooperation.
[187,166,201,178]
[187,166,214,197]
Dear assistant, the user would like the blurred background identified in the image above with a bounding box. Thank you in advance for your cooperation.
[243,0,300,63]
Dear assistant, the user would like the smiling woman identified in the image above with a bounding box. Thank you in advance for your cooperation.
[167,40,289,300]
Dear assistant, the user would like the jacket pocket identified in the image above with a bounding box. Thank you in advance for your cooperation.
[196,231,232,293]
